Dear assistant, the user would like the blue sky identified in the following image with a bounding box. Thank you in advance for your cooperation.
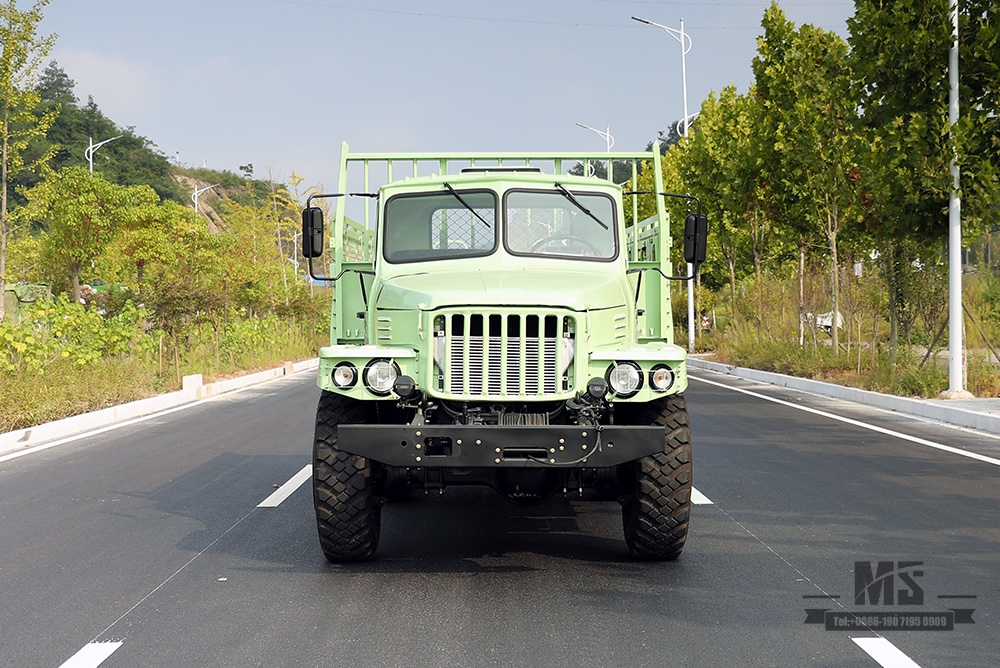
[40,0,855,191]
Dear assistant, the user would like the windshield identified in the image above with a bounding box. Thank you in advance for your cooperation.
[383,190,497,263]
[505,190,617,260]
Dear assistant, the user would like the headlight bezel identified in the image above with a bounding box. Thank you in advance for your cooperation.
[605,360,643,398]
[332,362,358,390]
[363,358,400,396]
[649,364,675,392]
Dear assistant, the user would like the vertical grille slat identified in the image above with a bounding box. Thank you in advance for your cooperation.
[440,310,571,400]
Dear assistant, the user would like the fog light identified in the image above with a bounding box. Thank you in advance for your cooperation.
[393,375,417,399]
[649,365,675,392]
[586,376,608,399]
[364,359,399,396]
[606,361,642,398]
[332,362,357,389]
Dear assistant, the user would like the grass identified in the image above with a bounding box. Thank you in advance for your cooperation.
[699,326,1000,399]
[0,330,326,434]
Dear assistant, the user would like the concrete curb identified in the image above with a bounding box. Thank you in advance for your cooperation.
[0,358,319,456]
[688,358,1000,436]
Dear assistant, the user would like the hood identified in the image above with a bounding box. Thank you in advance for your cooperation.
[375,268,628,312]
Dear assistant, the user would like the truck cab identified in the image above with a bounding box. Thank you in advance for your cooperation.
[302,144,705,562]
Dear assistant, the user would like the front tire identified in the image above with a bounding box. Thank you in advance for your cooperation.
[619,394,692,560]
[313,391,381,562]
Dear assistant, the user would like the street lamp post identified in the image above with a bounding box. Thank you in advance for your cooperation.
[632,15,697,352]
[944,0,971,398]
[84,135,123,173]
[575,122,615,178]
[192,184,220,217]
[575,122,614,151]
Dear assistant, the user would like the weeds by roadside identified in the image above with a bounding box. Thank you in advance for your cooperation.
[1,297,326,433]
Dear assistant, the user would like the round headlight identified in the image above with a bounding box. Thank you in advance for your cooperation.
[363,359,399,396]
[649,365,675,392]
[332,362,357,389]
[606,361,642,398]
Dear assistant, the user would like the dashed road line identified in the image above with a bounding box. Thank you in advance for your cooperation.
[691,487,712,504]
[258,464,312,507]
[59,642,122,668]
[690,375,1000,467]
[693,374,936,667]
[853,637,923,667]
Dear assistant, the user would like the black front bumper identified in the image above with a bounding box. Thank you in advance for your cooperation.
[335,424,664,468]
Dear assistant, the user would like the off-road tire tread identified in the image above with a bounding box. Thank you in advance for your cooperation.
[313,391,380,562]
[621,394,692,560]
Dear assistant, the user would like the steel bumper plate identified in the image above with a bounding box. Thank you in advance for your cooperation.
[335,424,665,467]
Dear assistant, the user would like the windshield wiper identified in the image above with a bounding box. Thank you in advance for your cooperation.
[553,183,609,230]
[442,182,492,229]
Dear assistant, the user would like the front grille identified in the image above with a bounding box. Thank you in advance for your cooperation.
[434,311,574,399]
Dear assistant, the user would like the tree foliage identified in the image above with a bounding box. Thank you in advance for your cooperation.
[20,166,158,301]
[0,0,56,304]
[20,62,185,204]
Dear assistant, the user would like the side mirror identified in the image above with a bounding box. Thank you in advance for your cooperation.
[301,207,324,258]
[683,213,708,265]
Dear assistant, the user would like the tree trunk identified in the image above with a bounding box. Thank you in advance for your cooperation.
[70,262,82,303]
[885,240,899,365]
[798,238,806,347]
[1,111,9,307]
[829,231,840,356]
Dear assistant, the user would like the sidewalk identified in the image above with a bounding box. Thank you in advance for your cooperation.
[0,359,319,458]
[689,357,1000,437]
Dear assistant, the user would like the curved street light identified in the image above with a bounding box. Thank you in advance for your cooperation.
[192,184,220,217]
[84,135,123,173]
[575,122,614,151]
[632,16,693,137]
[575,122,615,178]
[633,15,697,352]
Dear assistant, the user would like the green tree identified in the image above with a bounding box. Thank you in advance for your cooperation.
[847,0,996,359]
[774,23,860,354]
[752,3,814,344]
[0,0,56,307]
[958,1,999,232]
[680,86,753,304]
[101,199,194,286]
[22,166,158,301]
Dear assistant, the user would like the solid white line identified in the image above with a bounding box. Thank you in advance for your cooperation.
[59,642,123,668]
[691,487,713,504]
[691,375,1000,468]
[853,637,922,667]
[258,464,312,507]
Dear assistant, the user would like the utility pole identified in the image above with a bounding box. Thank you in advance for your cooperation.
[944,0,972,398]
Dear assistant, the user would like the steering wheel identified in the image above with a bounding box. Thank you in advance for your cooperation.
[447,239,469,249]
[530,234,600,256]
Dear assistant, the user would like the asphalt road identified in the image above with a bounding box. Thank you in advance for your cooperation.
[1,372,997,668]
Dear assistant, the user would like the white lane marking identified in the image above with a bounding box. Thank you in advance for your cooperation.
[59,642,123,668]
[853,637,923,667]
[258,464,312,507]
[691,375,1000,468]
[691,487,713,504]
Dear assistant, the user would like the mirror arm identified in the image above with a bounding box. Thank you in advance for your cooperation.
[627,267,697,282]
[303,193,347,281]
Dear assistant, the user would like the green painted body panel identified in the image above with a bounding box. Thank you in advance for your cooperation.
[317,143,685,404]
[375,268,628,312]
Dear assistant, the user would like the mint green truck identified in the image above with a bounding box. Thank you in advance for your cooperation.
[301,143,706,562]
